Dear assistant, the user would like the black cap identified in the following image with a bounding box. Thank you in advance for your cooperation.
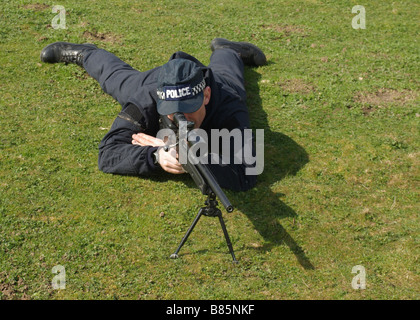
[156,59,206,115]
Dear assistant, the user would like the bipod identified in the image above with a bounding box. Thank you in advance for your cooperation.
[170,193,238,263]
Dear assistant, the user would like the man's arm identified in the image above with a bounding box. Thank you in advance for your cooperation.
[98,102,185,175]
[98,115,159,175]
[98,102,160,175]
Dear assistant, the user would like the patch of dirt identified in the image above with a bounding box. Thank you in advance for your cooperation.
[354,89,418,107]
[37,36,48,42]
[23,3,49,11]
[0,273,30,300]
[277,79,315,94]
[82,30,122,44]
[132,7,144,14]
[261,24,307,36]
[361,106,374,116]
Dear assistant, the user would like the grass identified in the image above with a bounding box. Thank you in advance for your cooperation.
[0,0,419,300]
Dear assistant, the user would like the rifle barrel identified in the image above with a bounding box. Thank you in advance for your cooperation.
[195,162,234,213]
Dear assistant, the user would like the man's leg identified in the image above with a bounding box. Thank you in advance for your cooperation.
[83,49,160,107]
[40,42,159,108]
[208,38,267,99]
[208,48,246,98]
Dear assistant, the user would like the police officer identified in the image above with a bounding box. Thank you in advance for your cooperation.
[40,38,267,191]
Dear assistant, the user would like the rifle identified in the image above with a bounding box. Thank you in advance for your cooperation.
[159,112,238,263]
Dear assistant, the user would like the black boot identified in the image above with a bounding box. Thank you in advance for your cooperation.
[40,42,98,67]
[210,38,267,67]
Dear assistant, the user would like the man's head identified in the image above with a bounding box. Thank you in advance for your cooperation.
[156,59,211,128]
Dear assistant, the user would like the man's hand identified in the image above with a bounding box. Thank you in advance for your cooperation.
[132,133,185,174]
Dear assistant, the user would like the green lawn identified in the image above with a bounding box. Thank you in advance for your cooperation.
[0,0,419,299]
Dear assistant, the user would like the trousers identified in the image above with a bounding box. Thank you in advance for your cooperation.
[83,48,246,111]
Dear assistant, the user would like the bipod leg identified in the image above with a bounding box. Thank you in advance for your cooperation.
[170,194,238,263]
[216,210,238,263]
[170,208,204,259]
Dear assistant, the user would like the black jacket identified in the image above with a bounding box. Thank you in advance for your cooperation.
[98,52,256,191]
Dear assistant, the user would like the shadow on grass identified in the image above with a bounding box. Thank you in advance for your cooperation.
[229,67,314,270]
